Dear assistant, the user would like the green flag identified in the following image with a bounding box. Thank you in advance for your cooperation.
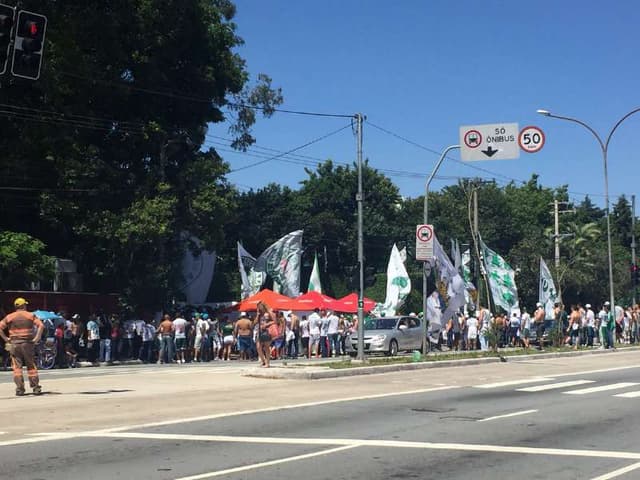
[479,237,519,312]
[308,252,322,293]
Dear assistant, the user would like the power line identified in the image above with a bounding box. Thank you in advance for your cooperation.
[227,123,353,173]
[59,70,354,118]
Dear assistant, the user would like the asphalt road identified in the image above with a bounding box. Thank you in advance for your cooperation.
[2,353,640,479]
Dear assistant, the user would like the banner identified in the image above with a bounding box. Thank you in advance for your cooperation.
[375,244,411,316]
[479,236,519,312]
[180,236,216,305]
[426,236,466,326]
[307,252,322,293]
[539,257,558,320]
[255,230,303,297]
[237,242,264,299]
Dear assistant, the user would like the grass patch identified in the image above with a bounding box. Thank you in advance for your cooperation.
[320,343,637,369]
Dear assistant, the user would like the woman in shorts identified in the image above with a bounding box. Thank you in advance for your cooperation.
[254,301,275,368]
[220,318,235,361]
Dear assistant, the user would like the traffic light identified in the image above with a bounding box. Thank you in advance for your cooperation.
[0,3,14,74]
[11,10,46,80]
[631,264,639,284]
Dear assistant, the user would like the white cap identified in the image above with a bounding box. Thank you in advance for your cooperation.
[536,302,543,307]
[604,301,610,306]
[585,304,591,309]
[239,312,247,317]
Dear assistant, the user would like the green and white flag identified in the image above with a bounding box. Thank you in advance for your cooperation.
[539,257,558,320]
[375,244,411,316]
[307,252,323,293]
[461,247,472,284]
[479,237,519,312]
[255,230,303,297]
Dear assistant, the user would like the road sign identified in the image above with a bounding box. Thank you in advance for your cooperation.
[416,224,434,261]
[518,125,545,153]
[459,123,520,161]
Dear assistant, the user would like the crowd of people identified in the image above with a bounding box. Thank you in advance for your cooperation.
[437,301,640,352]
[1,302,362,370]
[3,299,639,372]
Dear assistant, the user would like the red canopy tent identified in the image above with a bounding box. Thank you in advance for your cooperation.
[331,293,377,313]
[236,289,296,312]
[287,291,337,311]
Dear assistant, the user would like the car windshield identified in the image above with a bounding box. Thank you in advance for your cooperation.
[364,317,398,330]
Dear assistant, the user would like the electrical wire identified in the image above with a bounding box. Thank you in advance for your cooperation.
[227,123,353,173]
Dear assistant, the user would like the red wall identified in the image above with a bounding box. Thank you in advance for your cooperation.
[0,290,119,318]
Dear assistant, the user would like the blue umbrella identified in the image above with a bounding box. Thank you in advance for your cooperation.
[33,310,65,327]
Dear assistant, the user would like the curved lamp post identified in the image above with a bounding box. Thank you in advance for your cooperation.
[537,107,640,318]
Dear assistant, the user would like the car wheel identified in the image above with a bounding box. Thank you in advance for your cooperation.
[388,339,398,357]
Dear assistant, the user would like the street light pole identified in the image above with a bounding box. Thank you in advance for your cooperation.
[537,107,640,319]
[422,145,460,355]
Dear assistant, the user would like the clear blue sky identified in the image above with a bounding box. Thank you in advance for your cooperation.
[216,0,640,208]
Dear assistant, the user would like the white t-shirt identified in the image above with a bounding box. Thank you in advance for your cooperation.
[327,314,339,335]
[521,312,531,330]
[308,313,321,336]
[300,319,310,338]
[173,317,187,339]
[466,317,479,338]
[586,309,595,327]
[195,318,209,337]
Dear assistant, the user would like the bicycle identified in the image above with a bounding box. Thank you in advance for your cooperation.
[36,339,57,370]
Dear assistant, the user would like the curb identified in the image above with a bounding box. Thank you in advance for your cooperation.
[242,346,640,380]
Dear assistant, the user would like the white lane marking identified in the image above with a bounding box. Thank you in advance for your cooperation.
[551,364,640,378]
[1,385,459,447]
[65,432,640,461]
[174,445,360,480]
[613,391,640,399]
[563,383,639,395]
[0,433,79,447]
[474,377,553,389]
[477,409,538,423]
[517,380,595,392]
[97,385,460,433]
[589,461,640,480]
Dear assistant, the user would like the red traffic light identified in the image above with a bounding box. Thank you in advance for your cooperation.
[27,20,37,36]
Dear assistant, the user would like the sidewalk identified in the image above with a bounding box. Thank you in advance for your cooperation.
[243,346,640,380]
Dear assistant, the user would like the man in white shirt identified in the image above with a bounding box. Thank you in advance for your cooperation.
[585,304,595,347]
[173,313,187,364]
[466,313,479,351]
[194,313,209,362]
[521,307,531,349]
[308,309,321,358]
[326,310,340,356]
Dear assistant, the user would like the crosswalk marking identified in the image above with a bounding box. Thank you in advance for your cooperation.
[563,382,639,395]
[517,380,595,392]
[613,391,640,399]
[474,377,553,389]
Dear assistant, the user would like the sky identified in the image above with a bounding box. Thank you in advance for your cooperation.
[215,0,640,209]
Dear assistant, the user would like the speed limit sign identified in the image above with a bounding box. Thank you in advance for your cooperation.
[519,126,545,153]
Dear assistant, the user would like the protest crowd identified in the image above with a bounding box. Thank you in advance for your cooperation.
[2,299,638,371]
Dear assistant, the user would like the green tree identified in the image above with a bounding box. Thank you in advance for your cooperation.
[612,195,633,248]
[0,231,54,290]
[0,1,282,308]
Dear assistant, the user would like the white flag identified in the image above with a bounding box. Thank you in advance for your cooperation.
[308,253,322,293]
[181,235,216,305]
[237,242,264,299]
[375,244,411,316]
[539,258,558,320]
[479,236,519,312]
[255,230,304,297]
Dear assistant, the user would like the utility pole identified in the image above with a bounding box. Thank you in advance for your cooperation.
[355,113,365,362]
[473,189,481,312]
[632,195,637,305]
